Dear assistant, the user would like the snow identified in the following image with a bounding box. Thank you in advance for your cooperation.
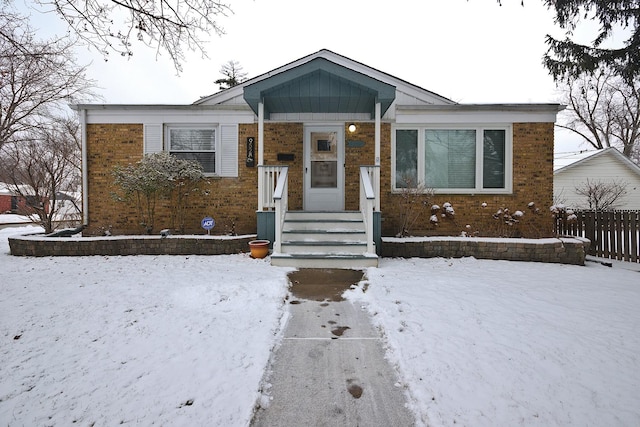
[0,214,32,226]
[2,226,640,426]
[0,226,293,426]
[346,258,640,426]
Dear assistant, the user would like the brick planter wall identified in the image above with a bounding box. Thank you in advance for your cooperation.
[10,233,589,265]
[9,234,257,257]
[381,236,590,265]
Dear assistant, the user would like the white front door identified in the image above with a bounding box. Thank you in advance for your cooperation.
[304,125,344,211]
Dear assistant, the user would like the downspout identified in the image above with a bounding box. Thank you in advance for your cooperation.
[81,108,89,226]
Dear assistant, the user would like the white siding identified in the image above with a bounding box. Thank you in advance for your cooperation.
[554,152,640,209]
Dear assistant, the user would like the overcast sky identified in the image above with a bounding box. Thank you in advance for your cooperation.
[20,0,630,153]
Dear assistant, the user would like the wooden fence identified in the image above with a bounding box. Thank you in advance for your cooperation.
[555,210,639,263]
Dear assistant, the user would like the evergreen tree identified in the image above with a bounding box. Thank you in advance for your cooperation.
[494,0,640,83]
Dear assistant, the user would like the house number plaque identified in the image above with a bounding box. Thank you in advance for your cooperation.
[246,137,255,167]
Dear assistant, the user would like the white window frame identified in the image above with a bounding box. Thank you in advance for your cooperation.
[392,124,513,194]
[166,124,219,176]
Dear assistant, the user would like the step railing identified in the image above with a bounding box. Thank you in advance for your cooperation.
[360,166,377,254]
[361,165,380,211]
[272,166,289,253]
[258,165,286,211]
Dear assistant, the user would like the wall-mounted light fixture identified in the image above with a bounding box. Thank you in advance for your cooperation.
[348,123,357,133]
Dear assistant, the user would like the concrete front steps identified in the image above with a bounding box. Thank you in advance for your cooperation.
[270,211,378,268]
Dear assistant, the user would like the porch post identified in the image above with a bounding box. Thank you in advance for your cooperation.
[257,101,264,210]
[374,101,381,211]
[258,101,264,165]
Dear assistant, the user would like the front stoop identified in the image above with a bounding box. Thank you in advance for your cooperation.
[270,211,378,268]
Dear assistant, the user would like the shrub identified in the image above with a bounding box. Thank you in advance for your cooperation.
[112,152,208,234]
[395,177,434,237]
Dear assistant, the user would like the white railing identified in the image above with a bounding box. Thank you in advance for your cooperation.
[362,165,380,211]
[273,166,289,253]
[258,165,286,211]
[360,166,377,254]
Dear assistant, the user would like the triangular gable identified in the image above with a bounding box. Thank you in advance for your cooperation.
[554,147,640,177]
[194,49,454,109]
[242,57,396,119]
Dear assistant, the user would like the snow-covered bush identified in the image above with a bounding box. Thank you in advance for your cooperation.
[429,202,457,228]
[464,201,544,238]
[550,204,578,235]
[112,152,208,234]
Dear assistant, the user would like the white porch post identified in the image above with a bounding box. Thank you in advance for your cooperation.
[257,101,265,211]
[374,101,381,211]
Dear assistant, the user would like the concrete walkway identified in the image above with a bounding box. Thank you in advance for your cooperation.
[251,269,415,427]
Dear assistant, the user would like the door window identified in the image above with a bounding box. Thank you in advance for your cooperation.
[310,132,338,188]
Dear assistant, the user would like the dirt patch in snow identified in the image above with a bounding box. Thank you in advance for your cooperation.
[287,269,364,302]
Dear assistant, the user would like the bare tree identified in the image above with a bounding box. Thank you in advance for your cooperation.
[0,115,82,233]
[631,144,640,165]
[214,60,247,90]
[574,178,628,210]
[20,0,232,72]
[0,12,96,150]
[557,72,640,158]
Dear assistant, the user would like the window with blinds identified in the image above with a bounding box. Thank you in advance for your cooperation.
[168,127,216,174]
[393,126,511,193]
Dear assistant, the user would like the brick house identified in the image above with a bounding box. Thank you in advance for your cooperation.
[0,182,49,215]
[74,50,563,267]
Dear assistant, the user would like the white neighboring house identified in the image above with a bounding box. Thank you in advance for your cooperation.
[554,147,640,210]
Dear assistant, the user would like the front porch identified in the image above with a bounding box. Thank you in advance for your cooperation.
[245,57,394,268]
[257,166,381,268]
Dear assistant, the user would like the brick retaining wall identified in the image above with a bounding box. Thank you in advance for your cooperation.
[381,236,590,265]
[9,234,256,257]
[9,234,589,265]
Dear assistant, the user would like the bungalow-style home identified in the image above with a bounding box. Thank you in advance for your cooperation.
[74,49,563,267]
[554,147,640,210]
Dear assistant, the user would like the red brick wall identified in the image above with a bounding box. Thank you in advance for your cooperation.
[0,195,13,213]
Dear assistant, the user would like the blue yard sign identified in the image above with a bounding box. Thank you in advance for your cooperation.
[201,217,215,234]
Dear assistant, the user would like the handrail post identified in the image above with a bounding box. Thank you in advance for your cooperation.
[273,166,289,253]
[359,166,376,254]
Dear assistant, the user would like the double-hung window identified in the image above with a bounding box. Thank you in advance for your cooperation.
[394,126,512,193]
[168,126,217,174]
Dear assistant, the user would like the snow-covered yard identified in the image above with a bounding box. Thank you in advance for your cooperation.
[1,225,639,426]
[347,257,640,426]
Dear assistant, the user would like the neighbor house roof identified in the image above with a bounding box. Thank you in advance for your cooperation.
[554,147,640,177]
